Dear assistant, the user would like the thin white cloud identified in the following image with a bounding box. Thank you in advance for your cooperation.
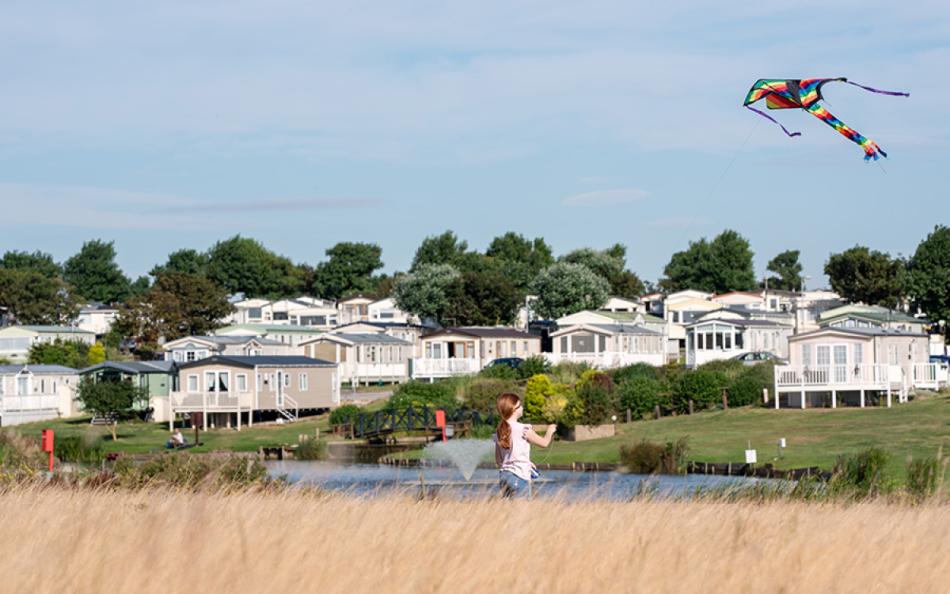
[0,183,380,230]
[563,189,648,206]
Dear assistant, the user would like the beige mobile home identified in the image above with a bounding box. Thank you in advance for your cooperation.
[162,355,339,429]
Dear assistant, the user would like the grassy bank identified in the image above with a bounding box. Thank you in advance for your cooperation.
[397,391,950,482]
[8,397,391,454]
[2,488,950,593]
[534,390,950,481]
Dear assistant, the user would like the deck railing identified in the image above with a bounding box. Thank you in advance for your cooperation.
[170,391,254,411]
[0,394,59,412]
[411,358,481,377]
[912,363,943,389]
[774,364,895,389]
[545,351,665,369]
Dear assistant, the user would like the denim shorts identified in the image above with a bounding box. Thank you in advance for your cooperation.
[499,470,532,499]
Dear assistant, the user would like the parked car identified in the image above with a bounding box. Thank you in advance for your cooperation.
[486,357,524,370]
[731,352,787,365]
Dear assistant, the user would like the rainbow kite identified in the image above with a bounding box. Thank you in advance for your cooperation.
[743,78,909,160]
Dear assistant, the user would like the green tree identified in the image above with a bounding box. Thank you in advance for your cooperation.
[0,250,62,278]
[662,230,756,293]
[206,236,302,298]
[28,339,91,369]
[766,250,803,291]
[662,238,714,292]
[825,246,906,308]
[76,377,149,437]
[559,244,645,298]
[908,226,950,339]
[88,342,107,365]
[709,230,757,292]
[311,242,384,300]
[485,232,554,292]
[150,248,210,277]
[113,272,233,351]
[443,268,522,326]
[63,240,131,303]
[391,264,461,324]
[410,231,476,272]
[0,269,81,324]
[531,262,610,320]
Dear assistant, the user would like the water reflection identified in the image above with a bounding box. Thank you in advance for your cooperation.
[267,461,774,500]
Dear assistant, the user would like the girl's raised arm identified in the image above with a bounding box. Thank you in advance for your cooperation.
[525,424,558,448]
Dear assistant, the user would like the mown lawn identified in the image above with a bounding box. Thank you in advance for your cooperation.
[397,390,950,482]
[531,390,950,480]
[9,399,392,455]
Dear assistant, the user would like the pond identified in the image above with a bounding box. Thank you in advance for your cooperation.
[266,461,776,500]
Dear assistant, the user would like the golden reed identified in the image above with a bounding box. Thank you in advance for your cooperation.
[1,488,949,593]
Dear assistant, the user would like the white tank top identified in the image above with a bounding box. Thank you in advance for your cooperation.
[496,420,532,481]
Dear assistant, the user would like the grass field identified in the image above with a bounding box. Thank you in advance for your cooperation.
[406,390,950,481]
[3,488,949,593]
[12,391,950,481]
[9,397,394,454]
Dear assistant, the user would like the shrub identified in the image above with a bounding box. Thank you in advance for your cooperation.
[830,447,892,498]
[517,356,552,379]
[329,404,361,427]
[727,362,775,407]
[673,369,728,412]
[578,369,615,393]
[463,378,519,414]
[568,379,618,426]
[390,380,459,410]
[479,363,519,380]
[617,376,672,419]
[549,361,591,385]
[54,434,105,464]
[697,359,747,382]
[0,430,46,470]
[612,363,660,385]
[524,374,554,419]
[906,456,941,500]
[113,454,269,491]
[295,439,328,461]
[620,438,689,474]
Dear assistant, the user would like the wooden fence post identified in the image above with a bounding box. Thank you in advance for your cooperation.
[722,389,728,409]
[688,399,694,415]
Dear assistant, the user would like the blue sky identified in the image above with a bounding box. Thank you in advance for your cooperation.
[1,1,947,288]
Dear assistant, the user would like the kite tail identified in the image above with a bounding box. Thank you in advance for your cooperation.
[805,103,886,161]
[845,80,910,98]
[744,105,801,137]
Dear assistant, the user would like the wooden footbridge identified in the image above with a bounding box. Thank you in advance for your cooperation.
[343,406,495,443]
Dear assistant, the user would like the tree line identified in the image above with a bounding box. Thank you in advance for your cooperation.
[1,226,948,358]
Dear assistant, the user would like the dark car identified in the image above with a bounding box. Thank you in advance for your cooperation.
[731,351,787,365]
[487,357,524,369]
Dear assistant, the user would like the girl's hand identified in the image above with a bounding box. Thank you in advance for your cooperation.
[546,424,557,435]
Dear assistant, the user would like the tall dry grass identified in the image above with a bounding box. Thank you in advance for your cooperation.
[2,488,950,593]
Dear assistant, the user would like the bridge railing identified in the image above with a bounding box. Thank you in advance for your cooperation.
[351,406,496,439]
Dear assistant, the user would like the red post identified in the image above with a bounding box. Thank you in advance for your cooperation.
[434,409,447,442]
[41,429,54,472]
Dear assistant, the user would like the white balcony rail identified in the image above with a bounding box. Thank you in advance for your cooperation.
[912,363,943,389]
[170,391,254,411]
[774,364,898,389]
[411,358,481,377]
[0,394,59,412]
[341,362,408,380]
[546,351,664,369]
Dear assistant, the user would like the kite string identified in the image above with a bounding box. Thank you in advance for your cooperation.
[701,116,758,206]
